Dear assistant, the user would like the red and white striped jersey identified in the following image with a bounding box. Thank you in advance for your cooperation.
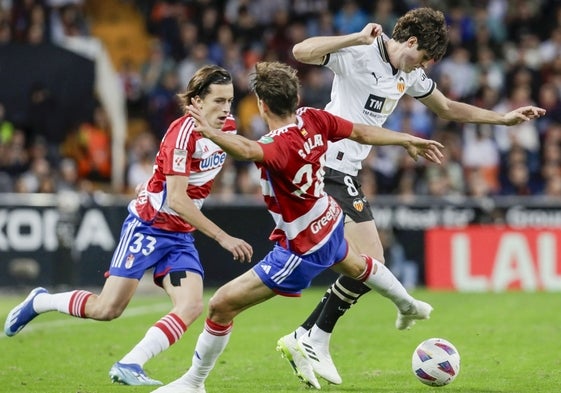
[129,114,236,232]
[256,107,353,255]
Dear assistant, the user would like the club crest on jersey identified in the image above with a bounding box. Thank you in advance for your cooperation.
[125,254,135,269]
[173,149,187,172]
[353,198,365,212]
[397,77,405,93]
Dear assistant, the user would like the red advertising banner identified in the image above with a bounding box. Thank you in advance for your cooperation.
[426,226,561,291]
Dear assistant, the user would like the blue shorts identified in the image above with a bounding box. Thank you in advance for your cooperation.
[253,220,348,296]
[108,214,203,286]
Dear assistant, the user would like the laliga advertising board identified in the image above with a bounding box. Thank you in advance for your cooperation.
[425,227,561,292]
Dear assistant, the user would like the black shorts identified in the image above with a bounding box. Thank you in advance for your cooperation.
[324,167,373,223]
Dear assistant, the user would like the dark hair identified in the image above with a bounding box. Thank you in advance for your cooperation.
[177,65,232,112]
[250,62,299,117]
[392,7,449,62]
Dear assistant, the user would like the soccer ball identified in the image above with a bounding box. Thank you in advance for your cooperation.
[411,338,460,387]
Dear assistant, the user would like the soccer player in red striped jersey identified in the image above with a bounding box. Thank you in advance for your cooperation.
[4,65,253,386]
[152,61,444,393]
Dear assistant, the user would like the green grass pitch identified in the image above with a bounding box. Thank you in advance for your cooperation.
[1,288,560,393]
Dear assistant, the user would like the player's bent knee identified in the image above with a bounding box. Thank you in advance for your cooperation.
[207,295,236,321]
[174,300,204,323]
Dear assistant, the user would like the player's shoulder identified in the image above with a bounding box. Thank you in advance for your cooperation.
[161,115,196,148]
[166,114,194,134]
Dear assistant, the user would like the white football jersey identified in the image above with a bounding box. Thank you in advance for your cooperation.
[323,35,435,175]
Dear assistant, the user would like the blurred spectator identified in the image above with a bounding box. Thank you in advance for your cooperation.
[493,84,540,157]
[299,67,332,109]
[177,42,211,90]
[126,130,156,192]
[370,0,398,33]
[15,156,51,193]
[0,128,28,179]
[0,102,14,144]
[333,0,368,35]
[120,58,145,119]
[462,124,500,193]
[436,47,478,101]
[62,105,111,183]
[147,69,182,136]
[56,157,80,192]
[140,39,176,94]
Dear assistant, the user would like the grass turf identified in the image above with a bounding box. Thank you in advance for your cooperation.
[1,288,559,393]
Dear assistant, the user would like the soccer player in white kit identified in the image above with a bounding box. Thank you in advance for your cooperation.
[278,7,546,388]
[151,61,445,393]
[4,65,253,386]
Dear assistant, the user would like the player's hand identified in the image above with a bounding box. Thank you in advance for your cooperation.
[502,106,546,126]
[404,137,445,164]
[357,23,382,45]
[188,100,218,138]
[215,231,253,263]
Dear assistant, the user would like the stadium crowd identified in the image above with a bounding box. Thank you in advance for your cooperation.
[0,0,561,201]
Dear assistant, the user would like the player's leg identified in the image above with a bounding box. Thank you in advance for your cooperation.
[332,252,433,330]
[153,270,276,393]
[4,274,138,337]
[111,231,205,386]
[110,271,203,386]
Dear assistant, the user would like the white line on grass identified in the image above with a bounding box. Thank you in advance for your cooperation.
[1,302,170,339]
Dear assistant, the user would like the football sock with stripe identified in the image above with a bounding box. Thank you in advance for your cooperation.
[315,275,371,333]
[120,313,187,366]
[360,255,414,312]
[33,290,93,317]
[182,318,233,387]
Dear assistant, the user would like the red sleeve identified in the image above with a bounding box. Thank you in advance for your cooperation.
[258,136,289,171]
[311,108,353,141]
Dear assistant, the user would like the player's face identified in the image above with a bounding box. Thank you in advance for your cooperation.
[400,39,433,72]
[200,83,234,129]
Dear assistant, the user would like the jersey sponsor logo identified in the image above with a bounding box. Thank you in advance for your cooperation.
[353,198,364,212]
[173,149,187,172]
[199,151,227,170]
[364,94,386,113]
[310,199,342,234]
[397,77,406,93]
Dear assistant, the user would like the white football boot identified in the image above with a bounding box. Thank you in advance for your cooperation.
[298,333,342,385]
[277,333,321,389]
[396,299,433,330]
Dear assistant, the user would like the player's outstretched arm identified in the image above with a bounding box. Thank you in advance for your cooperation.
[188,103,264,162]
[292,23,382,65]
[349,123,444,164]
[420,88,546,125]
